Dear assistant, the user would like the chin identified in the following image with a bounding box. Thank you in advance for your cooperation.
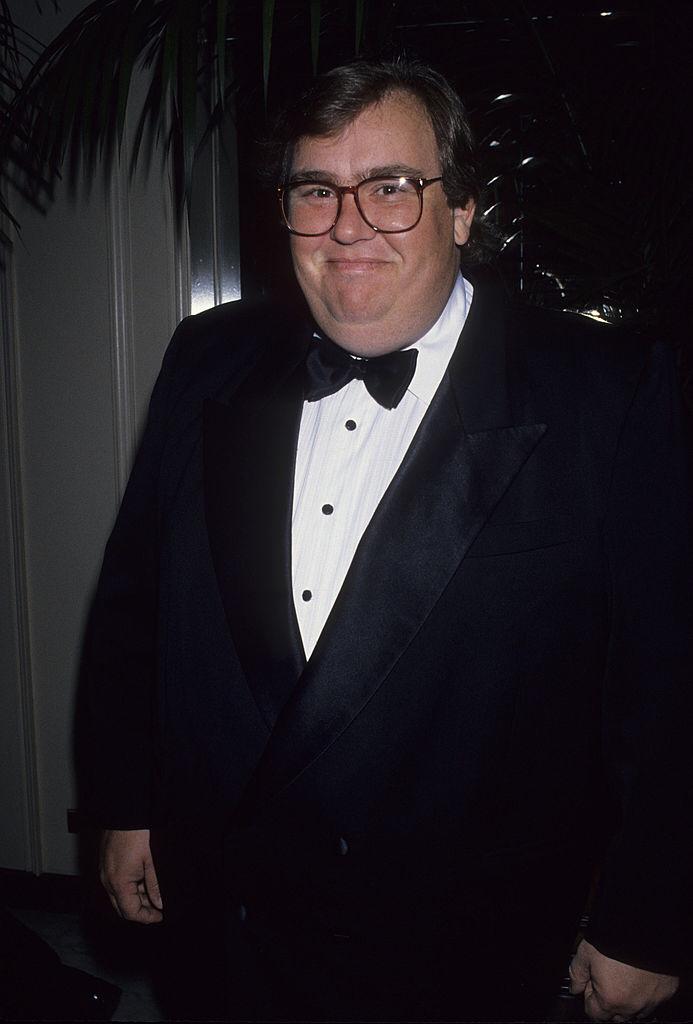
[313,297,392,334]
[333,305,390,327]
[325,321,414,357]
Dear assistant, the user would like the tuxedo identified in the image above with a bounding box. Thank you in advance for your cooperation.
[82,276,693,1020]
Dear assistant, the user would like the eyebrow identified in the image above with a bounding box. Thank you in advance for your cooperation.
[288,164,426,183]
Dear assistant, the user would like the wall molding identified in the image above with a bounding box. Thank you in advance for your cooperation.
[0,225,43,875]
[105,156,137,506]
[175,203,191,326]
[189,107,241,315]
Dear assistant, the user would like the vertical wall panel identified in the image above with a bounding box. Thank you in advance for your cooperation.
[1,0,183,874]
[1,0,239,875]
[0,239,39,872]
[13,180,117,874]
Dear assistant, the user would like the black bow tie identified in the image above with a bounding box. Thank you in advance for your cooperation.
[304,334,418,410]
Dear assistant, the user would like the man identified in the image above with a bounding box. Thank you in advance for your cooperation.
[85,58,691,1021]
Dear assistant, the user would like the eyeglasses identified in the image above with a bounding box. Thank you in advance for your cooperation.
[277,175,444,236]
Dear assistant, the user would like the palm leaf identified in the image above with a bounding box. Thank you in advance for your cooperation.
[176,0,200,209]
[1,0,379,236]
[262,0,275,106]
[354,0,364,55]
[2,0,215,225]
[310,0,321,75]
[215,0,229,110]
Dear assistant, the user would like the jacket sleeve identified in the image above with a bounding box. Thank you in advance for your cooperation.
[78,318,192,829]
[584,340,693,974]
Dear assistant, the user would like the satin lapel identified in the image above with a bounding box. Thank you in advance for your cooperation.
[237,281,548,817]
[203,332,310,729]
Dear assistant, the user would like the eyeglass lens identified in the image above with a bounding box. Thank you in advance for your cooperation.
[283,177,422,234]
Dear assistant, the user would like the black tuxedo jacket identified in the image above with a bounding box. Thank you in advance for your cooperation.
[82,277,692,1011]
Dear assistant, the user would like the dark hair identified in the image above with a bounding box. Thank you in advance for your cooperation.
[264,56,481,217]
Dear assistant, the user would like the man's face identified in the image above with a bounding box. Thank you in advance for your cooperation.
[288,91,475,356]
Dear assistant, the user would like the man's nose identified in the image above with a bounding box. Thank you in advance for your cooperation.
[330,192,376,243]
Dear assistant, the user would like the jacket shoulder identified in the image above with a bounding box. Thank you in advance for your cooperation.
[508,302,670,411]
[156,297,307,411]
[514,303,653,367]
[171,298,288,373]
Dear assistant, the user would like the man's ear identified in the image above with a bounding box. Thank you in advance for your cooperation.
[453,199,476,246]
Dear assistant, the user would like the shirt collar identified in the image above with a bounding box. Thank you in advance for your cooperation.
[403,273,473,406]
[310,273,473,409]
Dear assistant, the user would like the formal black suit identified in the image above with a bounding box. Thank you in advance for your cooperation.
[81,275,692,1021]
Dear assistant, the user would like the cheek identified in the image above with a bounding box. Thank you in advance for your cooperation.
[291,241,326,288]
[398,210,457,277]
[290,236,312,264]
[398,237,456,284]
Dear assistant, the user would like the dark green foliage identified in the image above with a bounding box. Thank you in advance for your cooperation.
[0,0,367,231]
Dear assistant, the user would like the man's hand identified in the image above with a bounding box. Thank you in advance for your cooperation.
[570,939,678,1021]
[99,828,163,924]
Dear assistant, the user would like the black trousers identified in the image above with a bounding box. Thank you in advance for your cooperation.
[221,912,581,1023]
[152,827,589,1022]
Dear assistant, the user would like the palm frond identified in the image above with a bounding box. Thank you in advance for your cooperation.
[310,0,321,75]
[354,0,364,55]
[215,0,230,110]
[262,0,275,106]
[2,0,222,226]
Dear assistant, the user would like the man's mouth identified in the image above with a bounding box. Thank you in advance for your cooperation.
[326,258,391,271]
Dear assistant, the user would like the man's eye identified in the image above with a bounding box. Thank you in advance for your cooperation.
[295,185,336,201]
[369,179,416,198]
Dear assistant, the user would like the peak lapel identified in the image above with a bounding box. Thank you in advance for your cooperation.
[203,329,311,729]
[237,281,548,818]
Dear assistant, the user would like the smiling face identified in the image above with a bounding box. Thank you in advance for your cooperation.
[288,91,475,356]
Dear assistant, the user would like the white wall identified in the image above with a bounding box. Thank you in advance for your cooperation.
[1,0,186,874]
